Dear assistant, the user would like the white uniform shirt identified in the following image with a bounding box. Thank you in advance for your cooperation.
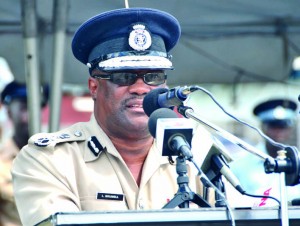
[12,114,214,225]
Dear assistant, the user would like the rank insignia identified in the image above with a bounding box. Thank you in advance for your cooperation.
[74,131,83,137]
[88,136,103,157]
[34,137,52,147]
[59,133,70,139]
[128,24,152,51]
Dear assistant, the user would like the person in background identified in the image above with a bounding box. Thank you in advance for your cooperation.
[228,98,300,207]
[253,99,297,158]
[11,8,215,226]
[0,81,48,226]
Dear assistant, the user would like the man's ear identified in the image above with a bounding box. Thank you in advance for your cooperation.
[88,77,98,100]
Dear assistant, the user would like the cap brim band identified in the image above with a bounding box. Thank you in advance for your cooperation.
[97,55,173,71]
[258,108,295,121]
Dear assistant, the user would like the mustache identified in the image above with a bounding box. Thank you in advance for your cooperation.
[122,94,145,105]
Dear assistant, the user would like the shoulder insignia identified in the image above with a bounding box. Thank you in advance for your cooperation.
[31,133,56,148]
[34,137,53,147]
[29,129,86,150]
[33,133,75,147]
[87,136,103,157]
[58,133,71,139]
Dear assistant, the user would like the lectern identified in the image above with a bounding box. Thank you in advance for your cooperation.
[37,207,300,226]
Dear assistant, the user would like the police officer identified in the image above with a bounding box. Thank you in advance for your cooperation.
[253,98,297,158]
[0,81,48,226]
[11,8,214,225]
[229,98,300,207]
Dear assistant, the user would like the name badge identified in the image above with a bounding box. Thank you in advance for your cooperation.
[96,193,124,201]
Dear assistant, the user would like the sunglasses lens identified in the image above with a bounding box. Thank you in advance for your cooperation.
[108,72,166,86]
[111,73,136,86]
[144,73,166,85]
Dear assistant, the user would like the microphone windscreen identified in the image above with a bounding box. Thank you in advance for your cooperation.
[143,88,169,116]
[148,108,178,137]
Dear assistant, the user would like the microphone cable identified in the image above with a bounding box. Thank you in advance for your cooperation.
[242,191,280,206]
[190,158,236,226]
[186,85,293,153]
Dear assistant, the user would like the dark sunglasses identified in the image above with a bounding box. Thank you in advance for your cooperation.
[93,72,167,86]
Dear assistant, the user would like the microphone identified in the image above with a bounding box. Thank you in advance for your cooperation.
[143,87,169,117]
[148,109,245,194]
[211,154,245,194]
[148,108,194,159]
[169,135,193,160]
[143,86,193,117]
[200,140,245,194]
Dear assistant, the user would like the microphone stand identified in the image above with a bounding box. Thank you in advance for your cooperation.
[177,105,298,226]
[213,177,226,207]
[163,155,211,208]
[205,154,229,207]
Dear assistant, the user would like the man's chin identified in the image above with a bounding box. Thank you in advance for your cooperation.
[128,116,149,128]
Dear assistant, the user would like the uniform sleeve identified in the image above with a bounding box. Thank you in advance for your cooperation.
[11,137,84,226]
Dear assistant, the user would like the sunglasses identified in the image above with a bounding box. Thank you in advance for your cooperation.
[93,72,167,86]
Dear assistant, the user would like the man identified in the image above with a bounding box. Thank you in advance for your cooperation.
[253,99,297,158]
[0,81,47,226]
[228,98,300,207]
[11,8,214,225]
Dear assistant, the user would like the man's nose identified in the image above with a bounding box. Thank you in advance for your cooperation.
[128,77,151,95]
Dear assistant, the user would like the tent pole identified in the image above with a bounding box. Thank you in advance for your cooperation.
[20,0,41,135]
[49,0,69,132]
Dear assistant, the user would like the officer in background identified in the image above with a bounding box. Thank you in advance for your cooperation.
[253,99,297,158]
[0,81,48,226]
[228,98,300,207]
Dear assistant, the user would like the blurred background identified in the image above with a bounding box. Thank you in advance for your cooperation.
[0,0,299,148]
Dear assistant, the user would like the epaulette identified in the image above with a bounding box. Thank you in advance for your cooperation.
[28,129,86,151]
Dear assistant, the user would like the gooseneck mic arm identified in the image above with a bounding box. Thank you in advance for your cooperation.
[177,105,272,161]
[177,105,300,185]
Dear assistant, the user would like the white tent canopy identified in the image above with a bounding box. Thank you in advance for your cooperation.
[0,0,299,133]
